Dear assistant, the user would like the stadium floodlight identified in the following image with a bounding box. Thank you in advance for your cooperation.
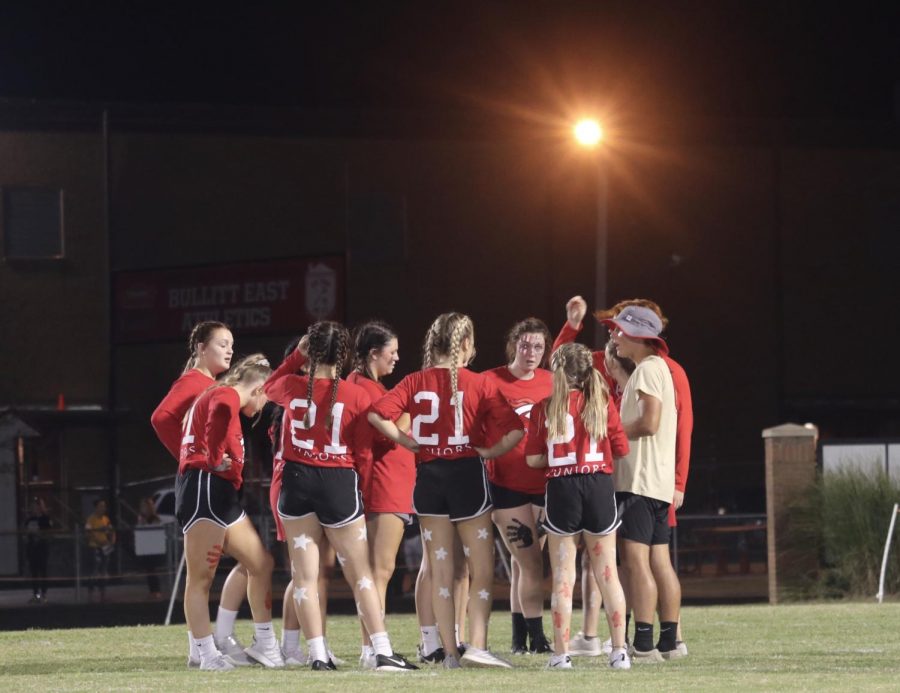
[573,118,603,147]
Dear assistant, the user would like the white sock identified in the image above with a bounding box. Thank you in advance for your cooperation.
[421,625,440,655]
[370,631,393,657]
[307,636,327,663]
[215,607,239,642]
[455,623,461,646]
[254,621,277,648]
[194,634,219,662]
[188,631,199,659]
[281,629,301,653]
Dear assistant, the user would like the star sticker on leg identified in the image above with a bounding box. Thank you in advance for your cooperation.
[434,546,448,561]
[422,528,433,542]
[357,525,367,541]
[293,587,309,603]
[336,552,347,567]
[463,545,470,557]
[357,576,373,591]
[293,534,313,551]
[478,589,490,601]
[476,528,489,540]
[438,587,451,599]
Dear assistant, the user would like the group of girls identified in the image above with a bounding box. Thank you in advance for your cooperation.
[152,304,648,673]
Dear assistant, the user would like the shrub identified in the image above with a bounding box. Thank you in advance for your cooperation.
[787,469,900,598]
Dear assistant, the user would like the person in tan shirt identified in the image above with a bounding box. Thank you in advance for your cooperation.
[602,306,679,662]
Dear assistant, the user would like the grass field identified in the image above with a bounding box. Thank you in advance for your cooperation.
[2,602,899,691]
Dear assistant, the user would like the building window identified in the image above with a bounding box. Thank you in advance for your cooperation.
[1,187,65,260]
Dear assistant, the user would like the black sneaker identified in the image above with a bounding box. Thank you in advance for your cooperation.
[529,635,553,654]
[310,659,337,671]
[375,652,419,672]
[512,644,529,655]
[417,645,446,664]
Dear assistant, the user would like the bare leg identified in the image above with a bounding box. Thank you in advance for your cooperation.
[455,514,494,650]
[452,534,469,645]
[584,532,626,649]
[547,533,578,655]
[183,521,227,639]
[223,517,275,624]
[580,549,603,636]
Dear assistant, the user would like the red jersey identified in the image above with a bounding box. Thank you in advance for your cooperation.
[371,367,523,463]
[482,366,553,494]
[268,414,288,541]
[347,372,416,514]
[178,386,246,489]
[151,369,214,460]
[552,321,693,493]
[525,391,629,479]
[264,349,374,471]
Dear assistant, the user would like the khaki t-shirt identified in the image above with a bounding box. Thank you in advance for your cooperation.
[614,355,676,503]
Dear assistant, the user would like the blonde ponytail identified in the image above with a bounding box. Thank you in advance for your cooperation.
[547,342,609,441]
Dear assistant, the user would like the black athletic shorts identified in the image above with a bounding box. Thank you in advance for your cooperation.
[175,468,245,534]
[489,482,545,510]
[543,473,619,536]
[617,492,671,545]
[278,462,364,528]
[414,456,492,522]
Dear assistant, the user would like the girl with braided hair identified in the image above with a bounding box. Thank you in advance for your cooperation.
[176,353,280,671]
[368,312,525,669]
[264,321,417,672]
[525,342,631,670]
[151,321,252,668]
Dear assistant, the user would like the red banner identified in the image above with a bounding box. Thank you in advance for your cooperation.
[113,256,345,343]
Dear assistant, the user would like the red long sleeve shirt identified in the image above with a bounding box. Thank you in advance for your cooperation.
[151,369,214,460]
[178,386,246,489]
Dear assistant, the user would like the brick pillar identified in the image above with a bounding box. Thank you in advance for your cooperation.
[763,423,818,604]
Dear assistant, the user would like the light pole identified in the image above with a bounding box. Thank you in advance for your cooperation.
[573,118,607,345]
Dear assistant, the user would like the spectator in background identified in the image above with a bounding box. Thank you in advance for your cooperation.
[85,499,116,601]
[137,497,163,598]
[24,497,53,604]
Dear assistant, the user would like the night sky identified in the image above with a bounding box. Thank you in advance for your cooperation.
[1,1,899,124]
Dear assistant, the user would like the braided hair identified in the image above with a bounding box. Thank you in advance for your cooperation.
[351,320,397,381]
[182,321,230,374]
[217,353,271,389]
[422,312,474,416]
[304,321,350,427]
[547,342,608,441]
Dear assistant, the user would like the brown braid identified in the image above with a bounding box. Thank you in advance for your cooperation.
[182,320,230,374]
[303,321,351,428]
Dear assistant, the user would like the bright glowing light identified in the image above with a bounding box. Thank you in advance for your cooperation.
[573,119,603,147]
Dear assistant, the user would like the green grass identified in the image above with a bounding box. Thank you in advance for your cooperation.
[2,603,900,691]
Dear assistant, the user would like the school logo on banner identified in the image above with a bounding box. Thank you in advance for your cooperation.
[305,262,337,319]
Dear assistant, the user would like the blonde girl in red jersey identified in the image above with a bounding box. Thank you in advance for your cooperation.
[484,317,554,655]
[264,321,417,672]
[150,321,252,667]
[525,342,631,670]
[368,312,525,669]
[345,321,418,668]
[175,354,281,671]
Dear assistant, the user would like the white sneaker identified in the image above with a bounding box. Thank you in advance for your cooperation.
[670,640,689,658]
[328,649,346,667]
[199,653,235,671]
[568,632,602,657]
[187,655,200,669]
[244,637,286,668]
[215,634,252,666]
[600,638,613,655]
[609,647,631,670]
[442,653,461,669]
[630,646,664,663]
[460,647,513,669]
[359,651,377,670]
[547,653,573,669]
[283,648,308,666]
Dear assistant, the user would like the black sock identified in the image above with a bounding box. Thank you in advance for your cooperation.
[656,621,678,652]
[633,621,654,651]
[525,616,547,646]
[511,612,527,649]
